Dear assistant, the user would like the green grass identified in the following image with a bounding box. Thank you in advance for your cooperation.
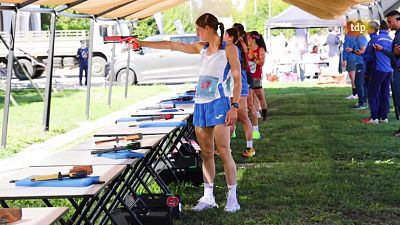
[0,85,170,159]
[175,86,400,225]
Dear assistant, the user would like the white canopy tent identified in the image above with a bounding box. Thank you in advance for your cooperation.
[266,6,345,29]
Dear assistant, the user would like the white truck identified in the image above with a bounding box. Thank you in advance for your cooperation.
[0,20,130,80]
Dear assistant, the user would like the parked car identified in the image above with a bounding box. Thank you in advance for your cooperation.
[113,34,200,85]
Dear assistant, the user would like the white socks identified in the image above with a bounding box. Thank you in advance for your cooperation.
[253,126,259,132]
[227,184,237,200]
[204,183,238,203]
[246,140,253,148]
[204,183,214,198]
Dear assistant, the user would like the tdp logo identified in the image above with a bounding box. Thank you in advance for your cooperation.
[347,20,369,34]
[351,22,366,33]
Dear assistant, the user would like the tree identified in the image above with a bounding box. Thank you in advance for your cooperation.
[163,2,195,34]
[40,7,90,31]
[232,0,290,34]
[134,17,159,39]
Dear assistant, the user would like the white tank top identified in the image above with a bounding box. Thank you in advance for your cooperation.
[195,42,231,104]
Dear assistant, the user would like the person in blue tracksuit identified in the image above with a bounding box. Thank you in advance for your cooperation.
[364,21,393,124]
[375,10,400,135]
[77,40,89,86]
[361,21,379,122]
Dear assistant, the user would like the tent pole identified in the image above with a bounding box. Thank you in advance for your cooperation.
[42,12,56,131]
[124,20,134,98]
[85,18,95,119]
[108,24,117,107]
[1,10,17,148]
[268,0,271,51]
[124,46,131,99]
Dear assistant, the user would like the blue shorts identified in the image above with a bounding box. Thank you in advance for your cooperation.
[241,71,249,96]
[346,61,356,72]
[193,97,230,127]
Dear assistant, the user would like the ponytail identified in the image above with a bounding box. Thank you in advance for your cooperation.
[250,31,267,52]
[226,27,248,69]
[218,22,225,49]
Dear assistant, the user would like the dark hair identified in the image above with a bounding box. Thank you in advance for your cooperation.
[386,10,400,18]
[233,23,249,51]
[196,13,224,49]
[250,31,266,51]
[226,28,248,69]
[380,20,389,30]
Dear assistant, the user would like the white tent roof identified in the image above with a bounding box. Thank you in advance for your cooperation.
[266,6,344,29]
[0,0,186,19]
[283,0,373,20]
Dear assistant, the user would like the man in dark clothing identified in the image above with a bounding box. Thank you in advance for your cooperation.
[363,21,393,124]
[77,40,89,86]
[375,10,400,135]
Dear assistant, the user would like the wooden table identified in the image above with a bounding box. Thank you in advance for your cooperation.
[9,207,68,225]
[0,165,125,225]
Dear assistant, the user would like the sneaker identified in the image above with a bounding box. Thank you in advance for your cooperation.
[192,196,218,212]
[231,130,237,138]
[361,118,371,123]
[362,119,378,124]
[345,94,358,100]
[252,131,261,139]
[256,112,262,119]
[242,148,256,157]
[379,119,389,123]
[354,103,368,110]
[224,195,240,213]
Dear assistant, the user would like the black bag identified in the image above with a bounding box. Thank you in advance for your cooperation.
[111,194,181,225]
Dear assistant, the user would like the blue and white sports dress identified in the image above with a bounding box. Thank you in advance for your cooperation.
[193,42,232,127]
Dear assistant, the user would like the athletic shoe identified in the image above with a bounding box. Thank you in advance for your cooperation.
[242,148,256,157]
[354,103,368,110]
[224,195,240,213]
[379,119,389,123]
[257,112,262,118]
[231,130,237,138]
[394,129,400,137]
[252,131,261,139]
[361,118,371,123]
[362,119,378,124]
[345,94,358,100]
[192,196,218,212]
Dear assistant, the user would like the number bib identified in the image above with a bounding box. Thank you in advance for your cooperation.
[249,61,257,73]
[196,75,219,101]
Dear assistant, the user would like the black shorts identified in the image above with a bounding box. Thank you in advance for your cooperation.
[253,78,262,89]
[247,72,254,89]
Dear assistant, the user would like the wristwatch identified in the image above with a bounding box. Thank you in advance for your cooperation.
[231,102,239,109]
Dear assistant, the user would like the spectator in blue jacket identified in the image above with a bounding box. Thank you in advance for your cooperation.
[77,40,89,86]
[364,21,393,124]
[360,21,379,123]
[375,10,400,136]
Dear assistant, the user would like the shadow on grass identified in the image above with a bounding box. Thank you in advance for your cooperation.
[0,89,77,108]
